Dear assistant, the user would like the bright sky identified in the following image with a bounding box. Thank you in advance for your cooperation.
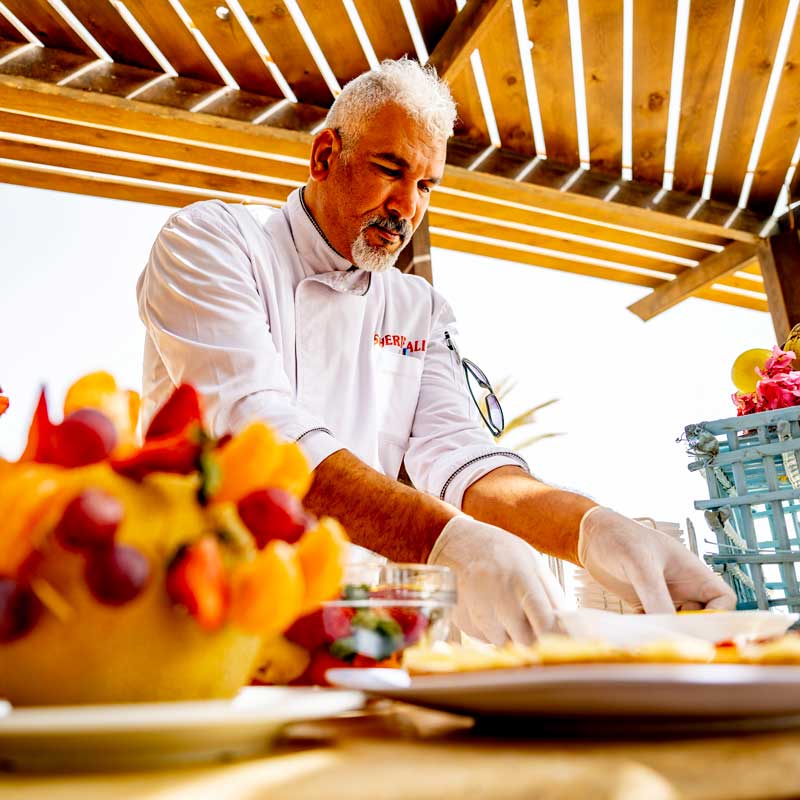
[0,182,775,554]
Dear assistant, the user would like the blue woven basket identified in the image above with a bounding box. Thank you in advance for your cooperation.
[685,405,800,612]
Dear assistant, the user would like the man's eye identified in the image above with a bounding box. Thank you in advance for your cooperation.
[419,183,432,194]
[377,165,401,177]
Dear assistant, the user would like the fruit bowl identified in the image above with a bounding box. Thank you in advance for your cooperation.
[0,374,348,706]
[259,563,456,686]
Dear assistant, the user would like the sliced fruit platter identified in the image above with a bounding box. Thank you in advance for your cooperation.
[0,373,348,705]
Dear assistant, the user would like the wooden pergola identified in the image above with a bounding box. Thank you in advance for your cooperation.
[1,0,799,338]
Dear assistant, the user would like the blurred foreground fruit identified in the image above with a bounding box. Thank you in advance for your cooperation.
[54,489,123,552]
[237,487,310,547]
[0,378,349,705]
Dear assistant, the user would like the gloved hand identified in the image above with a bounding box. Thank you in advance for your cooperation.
[578,506,736,612]
[428,515,565,646]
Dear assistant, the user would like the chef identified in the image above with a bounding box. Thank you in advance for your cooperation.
[137,58,735,645]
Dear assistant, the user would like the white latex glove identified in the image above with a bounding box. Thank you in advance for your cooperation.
[428,515,565,646]
[578,506,736,612]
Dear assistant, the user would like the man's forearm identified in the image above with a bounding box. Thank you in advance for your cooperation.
[462,466,596,565]
[302,449,457,562]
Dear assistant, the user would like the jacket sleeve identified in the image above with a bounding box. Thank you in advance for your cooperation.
[137,201,344,468]
[403,292,530,509]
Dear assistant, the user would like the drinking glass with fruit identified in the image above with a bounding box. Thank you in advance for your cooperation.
[0,373,347,705]
[255,562,456,686]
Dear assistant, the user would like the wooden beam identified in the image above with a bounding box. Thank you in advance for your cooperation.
[627,240,759,321]
[0,72,313,162]
[426,0,509,82]
[758,227,800,343]
[396,213,432,284]
[443,165,759,248]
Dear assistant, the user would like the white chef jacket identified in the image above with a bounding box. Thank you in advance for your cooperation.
[137,188,529,508]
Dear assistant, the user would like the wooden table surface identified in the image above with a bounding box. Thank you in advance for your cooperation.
[3,701,800,800]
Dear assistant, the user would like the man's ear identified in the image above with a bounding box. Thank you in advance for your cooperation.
[309,128,342,181]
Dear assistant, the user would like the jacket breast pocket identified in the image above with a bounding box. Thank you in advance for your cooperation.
[374,350,424,448]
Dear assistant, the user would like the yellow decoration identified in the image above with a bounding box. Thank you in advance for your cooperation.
[731,348,772,393]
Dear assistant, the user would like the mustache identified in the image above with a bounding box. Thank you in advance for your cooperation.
[362,215,411,242]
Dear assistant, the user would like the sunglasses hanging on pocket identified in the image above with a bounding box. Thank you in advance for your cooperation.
[444,331,505,437]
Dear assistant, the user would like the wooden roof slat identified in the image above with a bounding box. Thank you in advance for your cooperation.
[351,0,416,62]
[514,155,764,239]
[0,136,297,203]
[631,0,677,184]
[175,1,281,96]
[1,0,92,55]
[431,228,662,288]
[295,0,371,85]
[0,14,25,42]
[0,160,237,207]
[0,73,312,161]
[447,62,491,144]
[0,42,96,84]
[64,60,163,97]
[450,165,758,243]
[427,0,509,84]
[672,0,735,196]
[411,0,457,55]
[58,0,161,71]
[477,1,535,155]
[429,209,688,278]
[711,0,789,204]
[117,0,222,84]
[237,0,332,106]
[524,0,579,165]
[431,187,714,264]
[0,108,308,183]
[580,0,623,175]
[747,13,800,209]
[128,76,234,112]
[627,240,758,320]
[694,285,768,313]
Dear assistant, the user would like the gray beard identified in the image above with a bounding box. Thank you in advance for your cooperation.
[351,232,403,272]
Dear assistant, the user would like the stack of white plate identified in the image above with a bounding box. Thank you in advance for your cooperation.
[573,520,687,614]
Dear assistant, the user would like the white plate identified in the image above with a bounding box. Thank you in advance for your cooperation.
[0,686,364,772]
[328,664,800,729]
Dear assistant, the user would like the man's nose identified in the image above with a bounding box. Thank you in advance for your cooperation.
[386,182,417,223]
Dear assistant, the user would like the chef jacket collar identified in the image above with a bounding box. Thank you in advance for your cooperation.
[285,188,371,296]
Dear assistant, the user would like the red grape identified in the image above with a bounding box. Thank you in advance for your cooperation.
[237,488,309,547]
[84,544,150,606]
[54,489,124,552]
[50,409,117,467]
[0,578,42,642]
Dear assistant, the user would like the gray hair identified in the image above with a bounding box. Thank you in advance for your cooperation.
[324,58,457,152]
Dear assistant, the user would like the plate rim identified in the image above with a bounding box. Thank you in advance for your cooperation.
[0,686,365,735]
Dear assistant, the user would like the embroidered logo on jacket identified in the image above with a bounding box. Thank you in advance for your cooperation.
[374,333,427,354]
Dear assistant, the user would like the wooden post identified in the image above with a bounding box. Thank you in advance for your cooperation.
[396,213,433,284]
[758,225,800,344]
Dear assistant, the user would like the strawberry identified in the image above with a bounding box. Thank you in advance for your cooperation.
[352,654,379,668]
[166,535,230,630]
[145,384,202,441]
[110,429,201,481]
[284,609,327,651]
[322,605,355,642]
[389,608,428,645]
[305,649,351,686]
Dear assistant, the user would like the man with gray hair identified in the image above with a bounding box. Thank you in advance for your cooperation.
[138,58,734,646]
